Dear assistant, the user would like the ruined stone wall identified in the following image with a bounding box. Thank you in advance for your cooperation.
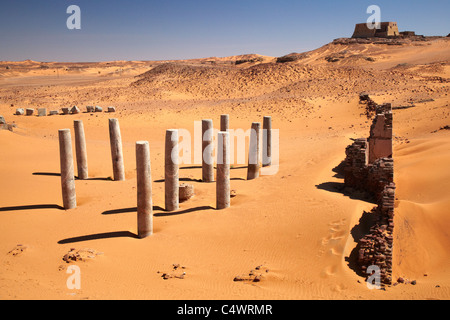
[368,106,393,163]
[366,157,394,201]
[357,183,395,286]
[343,98,396,287]
[344,138,368,190]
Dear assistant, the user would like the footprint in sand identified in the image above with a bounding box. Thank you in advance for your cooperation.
[321,265,338,278]
[321,219,347,247]
[319,219,347,278]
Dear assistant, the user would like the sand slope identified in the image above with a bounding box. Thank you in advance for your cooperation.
[0,37,449,300]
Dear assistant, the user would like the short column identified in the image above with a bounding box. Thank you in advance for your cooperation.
[136,141,153,238]
[263,116,272,167]
[202,119,214,182]
[74,120,88,180]
[58,129,77,209]
[109,118,125,181]
[247,122,261,180]
[220,114,229,132]
[165,129,179,211]
[216,132,230,209]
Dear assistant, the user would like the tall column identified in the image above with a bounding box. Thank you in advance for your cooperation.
[58,129,77,209]
[247,122,261,180]
[165,129,179,211]
[109,118,125,181]
[136,141,153,238]
[263,116,272,167]
[74,120,88,180]
[202,119,214,182]
[220,114,229,132]
[216,132,230,210]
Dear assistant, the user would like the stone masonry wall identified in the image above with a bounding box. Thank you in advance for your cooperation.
[357,183,395,286]
[344,138,368,190]
[368,106,393,163]
[344,98,395,287]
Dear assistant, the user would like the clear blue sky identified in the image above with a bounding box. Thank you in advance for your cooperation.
[0,0,449,62]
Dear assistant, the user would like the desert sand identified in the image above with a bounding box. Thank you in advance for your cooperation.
[0,36,449,300]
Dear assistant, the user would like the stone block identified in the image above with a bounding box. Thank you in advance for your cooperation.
[70,106,80,114]
[179,183,194,202]
[37,108,47,117]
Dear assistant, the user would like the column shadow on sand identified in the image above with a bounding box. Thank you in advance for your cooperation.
[102,205,214,217]
[101,206,165,215]
[179,165,248,170]
[32,172,112,181]
[0,204,65,212]
[58,231,138,244]
[153,177,203,183]
[153,205,214,217]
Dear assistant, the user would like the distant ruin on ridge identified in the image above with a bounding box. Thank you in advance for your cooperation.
[352,22,400,38]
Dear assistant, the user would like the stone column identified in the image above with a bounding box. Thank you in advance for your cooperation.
[109,118,125,181]
[202,119,214,182]
[216,132,230,210]
[136,141,153,238]
[74,120,88,180]
[58,129,76,209]
[165,129,179,211]
[220,114,229,132]
[263,116,272,167]
[247,122,261,180]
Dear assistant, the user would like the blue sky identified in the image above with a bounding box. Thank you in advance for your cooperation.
[0,0,449,62]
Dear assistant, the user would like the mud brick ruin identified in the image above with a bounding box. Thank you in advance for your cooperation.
[352,22,400,38]
[344,98,395,287]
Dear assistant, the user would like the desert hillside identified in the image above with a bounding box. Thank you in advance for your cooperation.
[0,37,449,300]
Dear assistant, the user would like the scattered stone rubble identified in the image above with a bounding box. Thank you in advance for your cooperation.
[62,248,103,263]
[8,244,27,256]
[13,105,111,116]
[0,115,17,132]
[233,265,269,283]
[157,263,186,280]
[344,96,396,288]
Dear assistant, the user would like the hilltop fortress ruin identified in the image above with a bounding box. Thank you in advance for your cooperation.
[352,21,418,39]
[353,22,400,38]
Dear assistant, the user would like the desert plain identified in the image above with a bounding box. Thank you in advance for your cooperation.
[0,36,449,300]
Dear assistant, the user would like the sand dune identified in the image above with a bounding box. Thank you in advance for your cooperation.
[0,37,449,300]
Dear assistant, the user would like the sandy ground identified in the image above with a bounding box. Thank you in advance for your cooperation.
[0,37,449,300]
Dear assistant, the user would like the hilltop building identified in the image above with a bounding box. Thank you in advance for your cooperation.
[352,22,400,38]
